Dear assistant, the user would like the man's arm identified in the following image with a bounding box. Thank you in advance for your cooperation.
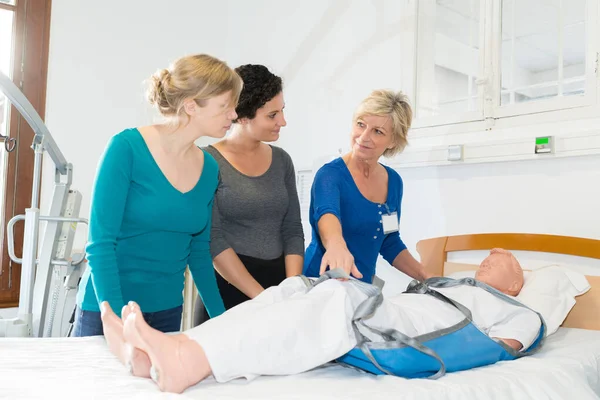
[494,338,523,350]
[488,308,541,352]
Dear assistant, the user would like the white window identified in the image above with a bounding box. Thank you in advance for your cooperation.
[414,0,485,127]
[410,0,599,130]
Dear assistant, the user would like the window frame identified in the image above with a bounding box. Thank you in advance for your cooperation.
[411,0,488,129]
[0,0,52,308]
[490,0,599,119]
[410,0,600,133]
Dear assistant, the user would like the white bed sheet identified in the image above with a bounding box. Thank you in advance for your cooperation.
[1,327,599,400]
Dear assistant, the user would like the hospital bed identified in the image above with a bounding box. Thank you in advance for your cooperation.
[1,56,596,398]
[1,232,599,399]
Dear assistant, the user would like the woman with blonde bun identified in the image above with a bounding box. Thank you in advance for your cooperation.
[73,54,242,344]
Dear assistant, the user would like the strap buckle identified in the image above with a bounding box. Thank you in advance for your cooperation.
[407,279,428,294]
[462,277,476,285]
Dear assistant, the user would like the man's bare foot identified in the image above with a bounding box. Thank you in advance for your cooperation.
[121,303,188,343]
[100,302,151,378]
[123,301,212,393]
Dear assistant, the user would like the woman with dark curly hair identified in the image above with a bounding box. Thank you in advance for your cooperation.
[203,64,304,310]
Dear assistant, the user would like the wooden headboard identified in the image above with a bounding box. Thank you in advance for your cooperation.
[416,233,600,331]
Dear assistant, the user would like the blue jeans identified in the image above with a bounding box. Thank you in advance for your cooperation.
[72,304,183,337]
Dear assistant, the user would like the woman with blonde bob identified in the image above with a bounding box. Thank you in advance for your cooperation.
[73,54,241,348]
[303,89,431,283]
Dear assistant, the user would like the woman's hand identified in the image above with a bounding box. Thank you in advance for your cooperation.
[319,240,363,279]
[421,269,435,281]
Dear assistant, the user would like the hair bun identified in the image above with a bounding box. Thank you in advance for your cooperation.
[147,68,172,114]
[145,54,242,119]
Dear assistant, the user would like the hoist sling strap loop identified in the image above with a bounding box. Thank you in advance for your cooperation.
[307,270,446,378]
[408,277,547,357]
[306,271,546,378]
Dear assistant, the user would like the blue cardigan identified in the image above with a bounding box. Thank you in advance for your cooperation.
[303,158,407,283]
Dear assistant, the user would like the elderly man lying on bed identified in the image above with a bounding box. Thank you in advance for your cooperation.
[100,248,543,393]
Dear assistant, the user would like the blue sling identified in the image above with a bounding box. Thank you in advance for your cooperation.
[308,270,546,379]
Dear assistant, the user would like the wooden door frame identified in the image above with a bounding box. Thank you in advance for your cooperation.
[0,0,52,307]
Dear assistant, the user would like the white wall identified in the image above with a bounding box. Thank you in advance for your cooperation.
[43,0,600,293]
[43,0,411,249]
[400,154,600,246]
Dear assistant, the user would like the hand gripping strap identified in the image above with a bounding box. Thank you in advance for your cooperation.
[308,269,447,378]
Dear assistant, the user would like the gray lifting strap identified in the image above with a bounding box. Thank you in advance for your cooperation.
[306,271,546,379]
[407,277,547,358]
[306,269,447,378]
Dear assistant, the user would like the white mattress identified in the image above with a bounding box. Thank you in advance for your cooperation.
[1,327,600,400]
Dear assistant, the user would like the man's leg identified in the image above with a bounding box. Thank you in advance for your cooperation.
[100,302,152,378]
[121,277,367,392]
[184,276,366,382]
[100,303,191,378]
[122,302,211,394]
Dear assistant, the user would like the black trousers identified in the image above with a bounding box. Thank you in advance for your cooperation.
[216,253,287,310]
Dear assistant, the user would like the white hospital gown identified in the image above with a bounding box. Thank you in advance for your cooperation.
[184,277,541,383]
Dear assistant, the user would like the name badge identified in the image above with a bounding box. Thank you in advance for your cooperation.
[382,212,399,234]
